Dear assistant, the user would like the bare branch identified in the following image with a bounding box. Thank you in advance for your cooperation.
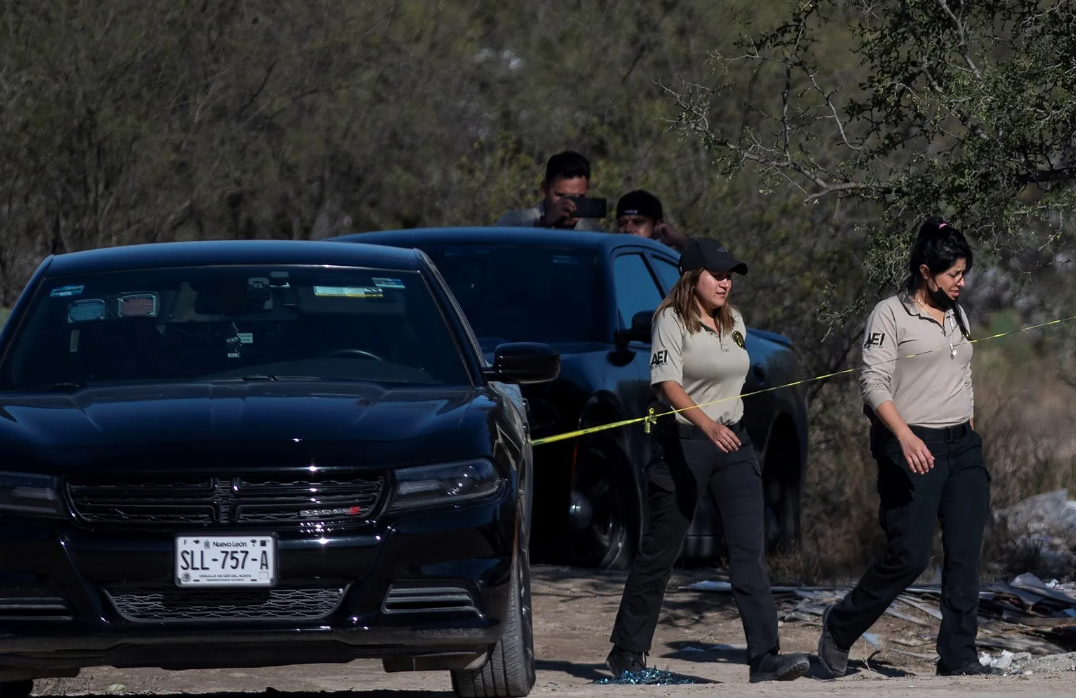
[808,73,861,152]
[936,0,983,80]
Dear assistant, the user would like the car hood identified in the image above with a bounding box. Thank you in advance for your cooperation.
[0,382,496,470]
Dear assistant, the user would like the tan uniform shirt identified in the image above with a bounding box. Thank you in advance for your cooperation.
[649,307,750,426]
[860,294,974,428]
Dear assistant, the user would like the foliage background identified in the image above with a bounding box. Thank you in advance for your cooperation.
[2,0,1075,580]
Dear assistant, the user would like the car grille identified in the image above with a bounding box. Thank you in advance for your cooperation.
[105,586,344,623]
[66,473,384,530]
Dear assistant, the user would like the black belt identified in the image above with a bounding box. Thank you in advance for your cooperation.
[906,420,973,442]
[676,419,743,439]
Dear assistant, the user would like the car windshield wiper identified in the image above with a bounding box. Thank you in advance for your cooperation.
[238,375,322,382]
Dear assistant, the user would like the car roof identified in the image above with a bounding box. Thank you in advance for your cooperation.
[332,226,680,257]
[41,240,424,277]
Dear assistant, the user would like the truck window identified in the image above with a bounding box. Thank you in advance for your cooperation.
[612,254,663,331]
[650,256,681,294]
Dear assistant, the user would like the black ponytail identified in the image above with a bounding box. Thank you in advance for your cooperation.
[901,216,974,340]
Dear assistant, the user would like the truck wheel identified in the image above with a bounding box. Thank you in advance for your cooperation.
[451,547,535,697]
[0,681,32,698]
[762,428,802,553]
[565,447,637,570]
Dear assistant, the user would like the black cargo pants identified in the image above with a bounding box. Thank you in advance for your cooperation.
[827,421,990,669]
[609,419,779,664]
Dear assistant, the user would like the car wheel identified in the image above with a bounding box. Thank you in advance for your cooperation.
[565,447,637,570]
[450,547,535,697]
[0,680,32,698]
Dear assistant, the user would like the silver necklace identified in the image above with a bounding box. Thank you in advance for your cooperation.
[916,294,956,359]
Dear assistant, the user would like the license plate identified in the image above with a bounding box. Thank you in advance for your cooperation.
[175,534,277,588]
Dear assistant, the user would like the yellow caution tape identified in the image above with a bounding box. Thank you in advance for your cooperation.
[528,313,1076,447]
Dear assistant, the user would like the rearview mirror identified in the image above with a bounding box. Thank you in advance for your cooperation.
[484,342,560,385]
[617,310,654,345]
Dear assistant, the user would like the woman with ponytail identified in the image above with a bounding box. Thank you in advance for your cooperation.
[817,217,995,678]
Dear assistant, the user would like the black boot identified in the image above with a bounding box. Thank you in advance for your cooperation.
[936,659,1004,676]
[605,646,647,678]
[749,651,810,683]
[816,604,850,679]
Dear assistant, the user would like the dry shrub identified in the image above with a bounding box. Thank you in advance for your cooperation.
[768,330,1076,585]
[974,337,1076,581]
[767,379,884,585]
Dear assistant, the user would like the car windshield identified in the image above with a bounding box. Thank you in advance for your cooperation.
[421,244,605,349]
[0,265,472,390]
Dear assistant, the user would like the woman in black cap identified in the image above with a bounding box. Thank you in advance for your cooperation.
[605,237,809,684]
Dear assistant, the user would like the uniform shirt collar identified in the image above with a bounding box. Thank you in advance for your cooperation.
[900,294,954,321]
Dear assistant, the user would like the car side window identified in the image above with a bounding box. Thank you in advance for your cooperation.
[650,256,680,294]
[612,253,663,332]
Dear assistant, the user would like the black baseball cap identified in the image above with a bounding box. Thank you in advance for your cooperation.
[678,237,748,275]
[616,190,663,221]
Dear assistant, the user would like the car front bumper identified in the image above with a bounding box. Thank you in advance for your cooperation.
[0,489,516,678]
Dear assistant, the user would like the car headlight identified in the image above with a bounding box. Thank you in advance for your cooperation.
[388,460,503,512]
[0,472,66,517]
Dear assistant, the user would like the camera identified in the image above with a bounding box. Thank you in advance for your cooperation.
[565,196,607,219]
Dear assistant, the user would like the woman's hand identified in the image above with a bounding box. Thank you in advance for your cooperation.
[874,401,934,474]
[898,432,935,473]
[701,419,742,453]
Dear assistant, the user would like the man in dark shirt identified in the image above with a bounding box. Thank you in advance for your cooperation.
[614,189,689,251]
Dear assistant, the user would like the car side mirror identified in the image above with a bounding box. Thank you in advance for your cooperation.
[483,342,561,385]
[617,310,654,345]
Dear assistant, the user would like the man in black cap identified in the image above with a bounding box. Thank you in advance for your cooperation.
[615,189,689,250]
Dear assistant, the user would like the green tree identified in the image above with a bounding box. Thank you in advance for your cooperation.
[665,0,1076,285]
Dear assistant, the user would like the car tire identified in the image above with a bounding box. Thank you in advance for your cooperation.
[762,431,802,553]
[565,446,637,570]
[0,680,32,698]
[450,549,535,698]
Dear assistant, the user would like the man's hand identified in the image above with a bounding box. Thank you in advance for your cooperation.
[654,221,689,249]
[538,197,577,228]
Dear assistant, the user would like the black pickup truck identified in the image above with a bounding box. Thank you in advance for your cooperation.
[338,228,809,570]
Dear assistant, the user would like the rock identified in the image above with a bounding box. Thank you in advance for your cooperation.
[1009,651,1076,674]
[994,490,1076,579]
[996,489,1076,537]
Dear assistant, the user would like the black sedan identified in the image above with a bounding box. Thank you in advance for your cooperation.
[0,240,559,698]
[336,228,810,570]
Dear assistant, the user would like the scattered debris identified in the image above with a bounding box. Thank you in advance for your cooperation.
[688,572,1076,627]
[106,684,126,694]
[593,668,697,685]
[685,568,1076,662]
[975,633,1066,656]
[979,650,1023,670]
[706,643,746,652]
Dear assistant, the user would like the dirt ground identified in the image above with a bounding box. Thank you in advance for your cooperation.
[34,566,1076,698]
